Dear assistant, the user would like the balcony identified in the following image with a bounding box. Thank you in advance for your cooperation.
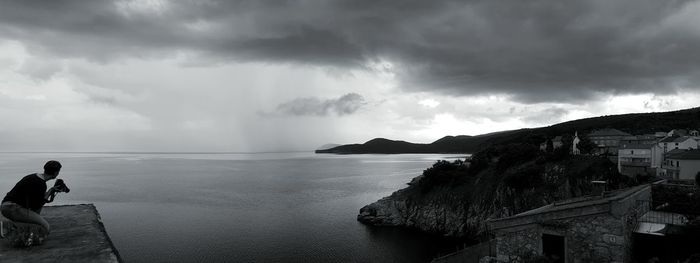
[660,164,680,171]
[619,161,651,167]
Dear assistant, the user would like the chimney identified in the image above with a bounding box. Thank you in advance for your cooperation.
[591,180,607,196]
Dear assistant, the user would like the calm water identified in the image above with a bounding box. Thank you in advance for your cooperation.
[0,152,465,262]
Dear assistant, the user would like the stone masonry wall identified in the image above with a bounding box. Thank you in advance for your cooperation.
[493,214,625,263]
[565,215,624,263]
[494,227,540,262]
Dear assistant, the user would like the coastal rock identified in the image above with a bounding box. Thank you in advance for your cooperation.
[357,155,626,238]
[357,186,471,236]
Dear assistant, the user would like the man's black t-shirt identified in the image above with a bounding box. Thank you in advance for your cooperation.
[2,174,47,212]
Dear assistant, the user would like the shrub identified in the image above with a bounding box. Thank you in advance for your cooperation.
[504,163,545,189]
[417,159,468,192]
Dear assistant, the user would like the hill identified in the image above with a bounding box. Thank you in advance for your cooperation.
[316,107,700,154]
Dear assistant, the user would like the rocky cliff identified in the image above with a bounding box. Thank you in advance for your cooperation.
[357,145,636,238]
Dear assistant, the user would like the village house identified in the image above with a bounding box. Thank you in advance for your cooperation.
[486,185,649,263]
[617,134,667,177]
[478,182,700,263]
[652,136,699,176]
[588,128,632,155]
[662,149,700,180]
[539,134,581,155]
[618,144,654,177]
[619,134,661,145]
[539,136,564,152]
[659,136,699,152]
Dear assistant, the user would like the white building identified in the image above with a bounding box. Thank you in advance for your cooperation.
[651,136,699,176]
[662,149,700,180]
[572,132,580,155]
[659,136,698,153]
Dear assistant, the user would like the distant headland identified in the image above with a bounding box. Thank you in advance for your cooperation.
[316,106,700,154]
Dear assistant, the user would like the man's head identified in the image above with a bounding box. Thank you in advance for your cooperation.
[43,160,62,180]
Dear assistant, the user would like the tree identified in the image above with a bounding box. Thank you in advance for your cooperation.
[576,135,597,155]
[546,139,554,153]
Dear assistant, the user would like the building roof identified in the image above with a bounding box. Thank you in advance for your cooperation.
[488,184,651,231]
[637,134,659,140]
[660,136,696,143]
[588,128,631,137]
[620,144,653,149]
[659,136,676,143]
[669,129,688,136]
[622,135,657,141]
[667,149,700,160]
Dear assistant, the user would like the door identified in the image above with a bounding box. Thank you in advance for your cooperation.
[542,234,565,263]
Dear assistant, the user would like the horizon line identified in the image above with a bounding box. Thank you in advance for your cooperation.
[0,150,315,154]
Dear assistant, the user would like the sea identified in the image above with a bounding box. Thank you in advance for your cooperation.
[0,152,467,263]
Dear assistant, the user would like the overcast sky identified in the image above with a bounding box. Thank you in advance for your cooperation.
[1,0,700,152]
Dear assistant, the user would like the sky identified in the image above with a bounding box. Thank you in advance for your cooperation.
[1,0,700,152]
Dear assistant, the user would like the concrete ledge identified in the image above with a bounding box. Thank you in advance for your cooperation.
[0,204,122,263]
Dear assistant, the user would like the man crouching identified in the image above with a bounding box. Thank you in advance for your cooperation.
[1,160,69,234]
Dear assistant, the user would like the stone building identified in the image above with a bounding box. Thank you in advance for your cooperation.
[588,128,632,155]
[487,185,651,263]
[431,182,700,263]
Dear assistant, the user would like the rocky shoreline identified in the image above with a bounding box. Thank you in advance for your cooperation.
[356,154,632,238]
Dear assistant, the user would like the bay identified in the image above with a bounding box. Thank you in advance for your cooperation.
[0,152,466,262]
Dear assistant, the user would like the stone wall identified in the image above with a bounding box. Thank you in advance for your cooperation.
[494,227,540,262]
[566,215,624,263]
[493,214,625,263]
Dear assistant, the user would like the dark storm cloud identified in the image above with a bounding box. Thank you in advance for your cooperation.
[2,0,700,103]
[275,93,365,116]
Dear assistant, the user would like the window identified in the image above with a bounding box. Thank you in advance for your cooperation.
[631,150,634,155]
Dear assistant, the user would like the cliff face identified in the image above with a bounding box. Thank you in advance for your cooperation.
[358,189,472,236]
[357,150,633,238]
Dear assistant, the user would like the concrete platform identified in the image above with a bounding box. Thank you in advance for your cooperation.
[0,204,122,263]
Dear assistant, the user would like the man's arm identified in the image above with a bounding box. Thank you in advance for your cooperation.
[44,187,58,203]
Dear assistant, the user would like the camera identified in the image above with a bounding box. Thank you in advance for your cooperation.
[54,179,70,193]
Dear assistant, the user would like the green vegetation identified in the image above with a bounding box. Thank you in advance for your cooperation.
[405,140,638,227]
[417,160,469,193]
